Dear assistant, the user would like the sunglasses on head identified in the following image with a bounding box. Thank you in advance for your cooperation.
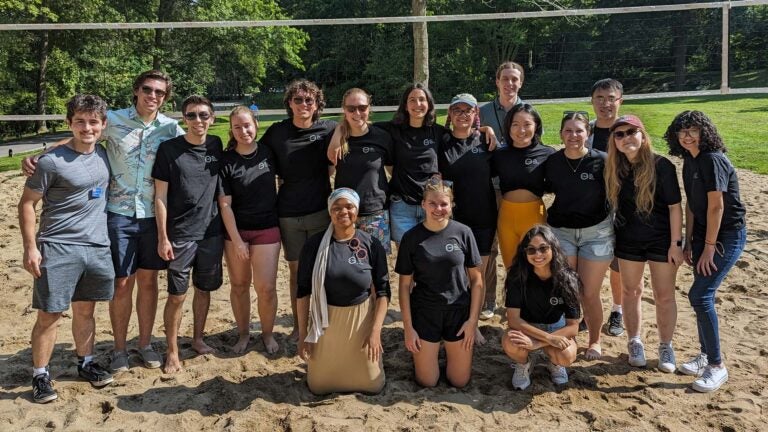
[613,128,639,139]
[525,245,551,256]
[344,104,369,114]
[184,111,212,121]
[562,110,589,120]
[348,237,367,260]
[292,97,316,106]
[140,85,167,98]
[426,175,453,189]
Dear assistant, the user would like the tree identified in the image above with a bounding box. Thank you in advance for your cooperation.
[412,0,429,86]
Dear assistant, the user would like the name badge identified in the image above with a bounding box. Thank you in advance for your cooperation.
[90,187,103,199]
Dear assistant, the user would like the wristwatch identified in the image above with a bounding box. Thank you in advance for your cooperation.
[674,240,683,247]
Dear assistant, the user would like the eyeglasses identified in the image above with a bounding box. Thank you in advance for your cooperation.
[677,129,701,138]
[593,96,620,104]
[613,128,639,140]
[184,111,212,121]
[563,110,589,120]
[292,97,315,106]
[347,237,367,260]
[524,245,551,256]
[450,107,474,117]
[140,85,167,98]
[344,104,369,114]
[426,176,453,189]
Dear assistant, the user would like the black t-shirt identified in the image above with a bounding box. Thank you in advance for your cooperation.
[296,229,390,306]
[438,132,497,229]
[590,125,611,152]
[505,273,581,325]
[380,121,449,205]
[544,149,609,228]
[152,135,223,241]
[219,144,279,230]
[333,125,394,216]
[683,151,746,237]
[615,155,681,244]
[260,118,337,217]
[395,220,482,309]
[491,143,556,196]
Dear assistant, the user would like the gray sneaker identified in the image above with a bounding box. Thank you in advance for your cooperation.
[512,361,531,390]
[627,339,647,367]
[139,345,162,369]
[110,350,129,373]
[658,343,676,373]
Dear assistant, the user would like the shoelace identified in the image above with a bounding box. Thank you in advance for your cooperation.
[660,347,673,363]
[630,342,643,357]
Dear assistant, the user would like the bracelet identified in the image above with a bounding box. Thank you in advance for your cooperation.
[705,239,717,246]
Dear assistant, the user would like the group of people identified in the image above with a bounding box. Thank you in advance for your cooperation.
[18,63,746,404]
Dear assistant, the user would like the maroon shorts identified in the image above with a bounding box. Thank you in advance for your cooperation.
[225,226,281,245]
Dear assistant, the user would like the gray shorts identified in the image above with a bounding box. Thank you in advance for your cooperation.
[279,209,330,261]
[33,242,115,313]
[551,216,615,261]
[167,235,224,295]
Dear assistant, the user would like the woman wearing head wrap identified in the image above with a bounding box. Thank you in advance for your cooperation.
[296,188,390,394]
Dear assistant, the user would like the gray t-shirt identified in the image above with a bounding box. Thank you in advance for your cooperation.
[26,144,111,246]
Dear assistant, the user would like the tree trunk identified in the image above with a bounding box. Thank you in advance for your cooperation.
[673,11,688,91]
[412,0,429,86]
[153,0,174,70]
[35,27,49,134]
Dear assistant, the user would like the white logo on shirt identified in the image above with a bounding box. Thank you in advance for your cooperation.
[309,134,320,142]
[204,155,218,163]
[580,173,594,181]
[549,297,564,306]
[445,242,460,252]
[362,147,371,154]
[525,158,538,166]
[471,147,483,154]
[258,160,268,170]
[348,256,359,265]
[423,138,436,146]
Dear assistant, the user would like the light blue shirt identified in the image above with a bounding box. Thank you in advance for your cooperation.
[105,107,184,218]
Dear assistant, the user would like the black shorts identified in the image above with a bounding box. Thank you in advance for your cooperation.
[412,304,469,343]
[470,226,496,256]
[167,235,224,295]
[614,238,668,263]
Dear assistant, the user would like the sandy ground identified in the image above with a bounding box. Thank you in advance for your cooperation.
[0,166,766,432]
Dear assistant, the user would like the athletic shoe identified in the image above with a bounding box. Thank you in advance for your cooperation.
[658,344,676,373]
[110,350,129,373]
[606,311,625,336]
[578,319,588,333]
[627,339,647,367]
[512,361,531,390]
[32,374,57,403]
[692,365,728,393]
[78,362,114,387]
[547,362,568,385]
[139,346,162,369]
[678,353,708,377]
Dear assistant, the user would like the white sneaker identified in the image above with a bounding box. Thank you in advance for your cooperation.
[479,309,494,321]
[512,361,531,390]
[678,353,708,376]
[627,339,646,367]
[658,343,676,373]
[692,365,728,393]
[547,362,568,385]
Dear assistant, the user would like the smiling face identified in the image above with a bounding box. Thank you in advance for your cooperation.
[496,67,523,104]
[288,89,318,124]
[133,78,168,117]
[676,126,702,156]
[422,189,453,224]
[406,89,429,126]
[525,234,553,271]
[183,103,214,139]
[509,111,537,147]
[560,118,589,152]
[591,88,623,123]
[343,91,370,133]
[329,197,358,229]
[230,112,258,147]
[613,125,644,161]
[449,102,476,130]
[68,111,106,147]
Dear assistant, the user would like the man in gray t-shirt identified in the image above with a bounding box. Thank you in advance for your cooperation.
[19,95,116,404]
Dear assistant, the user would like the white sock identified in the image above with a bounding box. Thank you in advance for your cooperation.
[630,336,641,343]
[612,304,622,313]
[81,355,94,366]
[659,341,672,348]
[32,366,48,377]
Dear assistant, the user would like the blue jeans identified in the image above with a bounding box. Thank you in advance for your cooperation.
[389,195,425,244]
[689,226,746,365]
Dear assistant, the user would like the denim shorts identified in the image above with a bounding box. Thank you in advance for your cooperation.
[551,216,614,261]
[530,314,567,333]
[357,210,391,254]
[389,195,425,244]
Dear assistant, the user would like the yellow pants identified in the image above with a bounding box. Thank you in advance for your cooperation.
[497,199,546,269]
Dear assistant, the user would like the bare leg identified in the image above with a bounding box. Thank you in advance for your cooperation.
[71,301,97,357]
[444,340,474,388]
[135,269,159,348]
[252,243,281,354]
[191,288,214,354]
[287,260,299,340]
[610,269,623,308]
[648,261,679,344]
[574,257,611,359]
[411,340,441,388]
[163,293,186,373]
[618,259,646,339]
[543,339,578,367]
[32,311,62,369]
[224,240,253,353]
[109,274,136,352]
[501,330,531,364]
[475,256,490,345]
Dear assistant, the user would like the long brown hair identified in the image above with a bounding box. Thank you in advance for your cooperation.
[605,126,657,218]
[227,106,259,150]
[338,88,371,157]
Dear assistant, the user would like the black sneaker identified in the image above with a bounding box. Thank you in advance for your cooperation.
[32,374,57,403]
[607,311,625,336]
[78,362,114,388]
[578,319,588,333]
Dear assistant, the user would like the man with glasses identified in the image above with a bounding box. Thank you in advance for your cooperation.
[261,79,337,339]
[23,70,184,374]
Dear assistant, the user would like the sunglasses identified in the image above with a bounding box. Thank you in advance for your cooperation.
[563,110,589,120]
[344,104,369,114]
[140,85,167,98]
[613,128,639,140]
[292,97,316,106]
[184,111,212,121]
[426,176,453,189]
[525,245,552,256]
[348,237,367,260]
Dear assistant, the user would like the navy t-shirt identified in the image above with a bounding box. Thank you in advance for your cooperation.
[544,149,609,228]
[505,272,581,325]
[261,118,337,217]
[395,220,482,309]
[438,132,497,229]
[296,229,390,306]
[615,155,681,245]
[219,143,279,230]
[333,125,394,216]
[683,151,746,237]
[152,135,223,241]
[491,143,556,196]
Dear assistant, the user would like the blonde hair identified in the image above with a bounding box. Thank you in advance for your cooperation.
[227,106,259,150]
[422,174,454,202]
[338,88,372,157]
[605,127,657,219]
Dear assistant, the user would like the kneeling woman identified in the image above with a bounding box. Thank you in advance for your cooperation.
[396,176,483,388]
[296,188,390,395]
[502,225,581,390]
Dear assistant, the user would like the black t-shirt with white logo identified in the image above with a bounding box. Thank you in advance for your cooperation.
[261,118,337,217]
[219,144,279,230]
[296,229,390,306]
[505,272,581,325]
[615,155,681,244]
[544,148,609,228]
[438,132,497,229]
[152,135,223,241]
[395,220,482,309]
[683,151,746,238]
[491,143,556,196]
[333,125,394,216]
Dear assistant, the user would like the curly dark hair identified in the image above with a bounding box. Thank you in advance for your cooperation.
[392,83,436,127]
[664,110,726,157]
[505,225,581,313]
[283,79,326,122]
[503,103,543,147]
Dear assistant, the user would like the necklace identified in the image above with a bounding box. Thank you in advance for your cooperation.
[237,143,258,160]
[565,153,586,173]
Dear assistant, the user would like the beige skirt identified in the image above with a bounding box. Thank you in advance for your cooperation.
[306,297,385,395]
